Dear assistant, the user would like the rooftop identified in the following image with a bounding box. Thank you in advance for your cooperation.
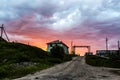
[47,40,69,48]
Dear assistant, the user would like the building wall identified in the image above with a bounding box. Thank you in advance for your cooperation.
[47,43,69,54]
[63,46,69,53]
[96,50,118,57]
[85,52,93,56]
[47,44,52,52]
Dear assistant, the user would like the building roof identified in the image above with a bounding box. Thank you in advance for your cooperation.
[47,40,69,48]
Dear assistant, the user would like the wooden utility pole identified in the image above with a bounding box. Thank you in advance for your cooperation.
[0,24,10,42]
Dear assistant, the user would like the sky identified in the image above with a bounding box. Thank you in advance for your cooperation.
[0,0,120,55]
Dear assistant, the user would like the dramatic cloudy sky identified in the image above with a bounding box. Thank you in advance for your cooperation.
[0,0,120,55]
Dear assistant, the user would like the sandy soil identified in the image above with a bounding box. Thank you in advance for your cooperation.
[14,56,120,80]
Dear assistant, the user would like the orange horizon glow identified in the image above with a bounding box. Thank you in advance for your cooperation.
[15,39,97,56]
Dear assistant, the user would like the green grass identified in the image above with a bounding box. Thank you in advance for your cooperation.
[0,41,51,79]
[0,63,53,79]
[85,55,120,68]
[0,41,48,64]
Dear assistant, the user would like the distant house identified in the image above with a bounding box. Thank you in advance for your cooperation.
[96,50,118,57]
[85,52,93,56]
[47,40,69,54]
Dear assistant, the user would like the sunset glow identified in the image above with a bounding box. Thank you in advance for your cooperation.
[1,0,120,56]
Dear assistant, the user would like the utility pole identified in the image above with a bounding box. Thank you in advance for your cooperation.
[118,40,120,50]
[0,24,4,38]
[88,46,91,53]
[73,46,75,54]
[118,40,120,55]
[0,24,10,42]
[106,37,108,50]
[71,41,73,54]
[106,37,109,56]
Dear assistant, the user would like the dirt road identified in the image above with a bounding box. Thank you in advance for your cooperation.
[15,56,120,80]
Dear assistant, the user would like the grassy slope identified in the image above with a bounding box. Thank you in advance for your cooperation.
[0,40,52,79]
[85,55,120,68]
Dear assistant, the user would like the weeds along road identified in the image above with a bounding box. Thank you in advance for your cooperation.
[15,56,120,80]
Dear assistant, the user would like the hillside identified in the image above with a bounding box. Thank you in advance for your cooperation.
[0,39,75,79]
[0,37,7,42]
[0,40,48,64]
[0,40,52,79]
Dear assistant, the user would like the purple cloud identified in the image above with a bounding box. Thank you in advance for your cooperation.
[0,0,120,54]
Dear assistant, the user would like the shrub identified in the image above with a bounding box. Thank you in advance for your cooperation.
[50,45,65,60]
[85,55,120,68]
[48,58,62,64]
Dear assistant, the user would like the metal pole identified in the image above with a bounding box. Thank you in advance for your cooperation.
[3,28,10,42]
[0,24,4,38]
[73,46,75,54]
[0,24,10,42]
[106,37,109,56]
[118,40,119,50]
[118,40,120,55]
[88,46,90,52]
[0,27,1,37]
[71,41,73,54]
[106,37,108,50]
